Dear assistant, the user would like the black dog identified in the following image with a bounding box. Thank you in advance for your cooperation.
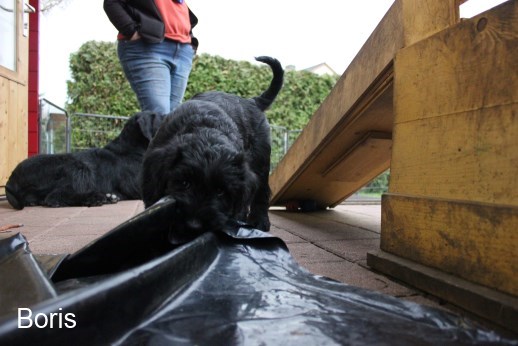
[5,112,162,209]
[141,56,283,241]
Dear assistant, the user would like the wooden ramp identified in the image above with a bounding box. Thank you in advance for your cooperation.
[270,0,518,333]
[269,0,459,208]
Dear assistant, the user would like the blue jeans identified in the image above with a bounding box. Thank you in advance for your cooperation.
[117,39,195,115]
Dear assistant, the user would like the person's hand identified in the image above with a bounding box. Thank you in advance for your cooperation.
[130,31,141,41]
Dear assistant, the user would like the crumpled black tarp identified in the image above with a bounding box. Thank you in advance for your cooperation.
[0,197,516,345]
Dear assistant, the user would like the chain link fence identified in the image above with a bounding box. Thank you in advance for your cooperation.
[270,125,301,171]
[39,99,70,154]
[38,100,300,170]
[69,113,128,152]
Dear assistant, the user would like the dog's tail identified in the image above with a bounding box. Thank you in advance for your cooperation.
[253,56,284,111]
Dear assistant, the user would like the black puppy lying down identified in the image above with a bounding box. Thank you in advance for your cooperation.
[6,112,162,210]
[141,56,283,241]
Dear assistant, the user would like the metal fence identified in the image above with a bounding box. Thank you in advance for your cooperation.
[270,125,301,171]
[39,98,70,154]
[38,101,300,170]
[69,113,129,152]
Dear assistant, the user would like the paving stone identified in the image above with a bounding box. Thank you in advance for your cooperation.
[28,235,99,255]
[317,238,381,263]
[40,223,119,237]
[286,243,343,264]
[269,211,379,242]
[64,215,130,226]
[3,225,52,241]
[300,260,417,297]
[0,206,85,227]
[305,205,382,234]
[269,225,305,243]
[78,200,144,218]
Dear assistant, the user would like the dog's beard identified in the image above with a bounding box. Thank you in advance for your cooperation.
[145,142,259,243]
[166,195,230,244]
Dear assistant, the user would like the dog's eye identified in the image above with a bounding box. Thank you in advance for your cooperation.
[180,180,191,190]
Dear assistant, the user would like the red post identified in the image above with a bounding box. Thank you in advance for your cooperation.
[27,0,40,156]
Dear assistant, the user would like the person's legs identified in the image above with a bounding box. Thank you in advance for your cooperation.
[169,43,195,112]
[117,40,171,115]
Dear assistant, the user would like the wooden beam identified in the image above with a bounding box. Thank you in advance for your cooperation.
[321,132,392,182]
[0,79,9,186]
[380,193,518,296]
[390,0,518,205]
[401,0,459,46]
[367,249,518,334]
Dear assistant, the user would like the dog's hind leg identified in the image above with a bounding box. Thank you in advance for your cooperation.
[247,172,271,232]
[246,130,272,231]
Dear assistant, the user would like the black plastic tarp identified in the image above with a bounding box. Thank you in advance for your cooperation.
[0,198,516,345]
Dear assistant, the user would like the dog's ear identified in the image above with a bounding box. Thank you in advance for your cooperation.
[141,144,182,208]
[230,153,259,215]
[141,147,168,208]
[137,112,164,141]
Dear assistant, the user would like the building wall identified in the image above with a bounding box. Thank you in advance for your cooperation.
[0,0,30,192]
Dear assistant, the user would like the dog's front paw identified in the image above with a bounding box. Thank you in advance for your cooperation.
[249,217,270,232]
[105,193,120,204]
[84,192,119,207]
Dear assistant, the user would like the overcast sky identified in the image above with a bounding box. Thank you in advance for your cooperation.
[39,0,506,107]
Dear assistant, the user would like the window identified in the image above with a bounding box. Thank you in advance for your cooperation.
[0,0,17,71]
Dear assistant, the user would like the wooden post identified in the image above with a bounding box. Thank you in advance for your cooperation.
[369,0,518,332]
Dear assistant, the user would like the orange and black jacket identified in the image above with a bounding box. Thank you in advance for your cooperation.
[103,0,198,47]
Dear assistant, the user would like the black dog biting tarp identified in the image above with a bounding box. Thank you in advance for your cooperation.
[0,198,515,345]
